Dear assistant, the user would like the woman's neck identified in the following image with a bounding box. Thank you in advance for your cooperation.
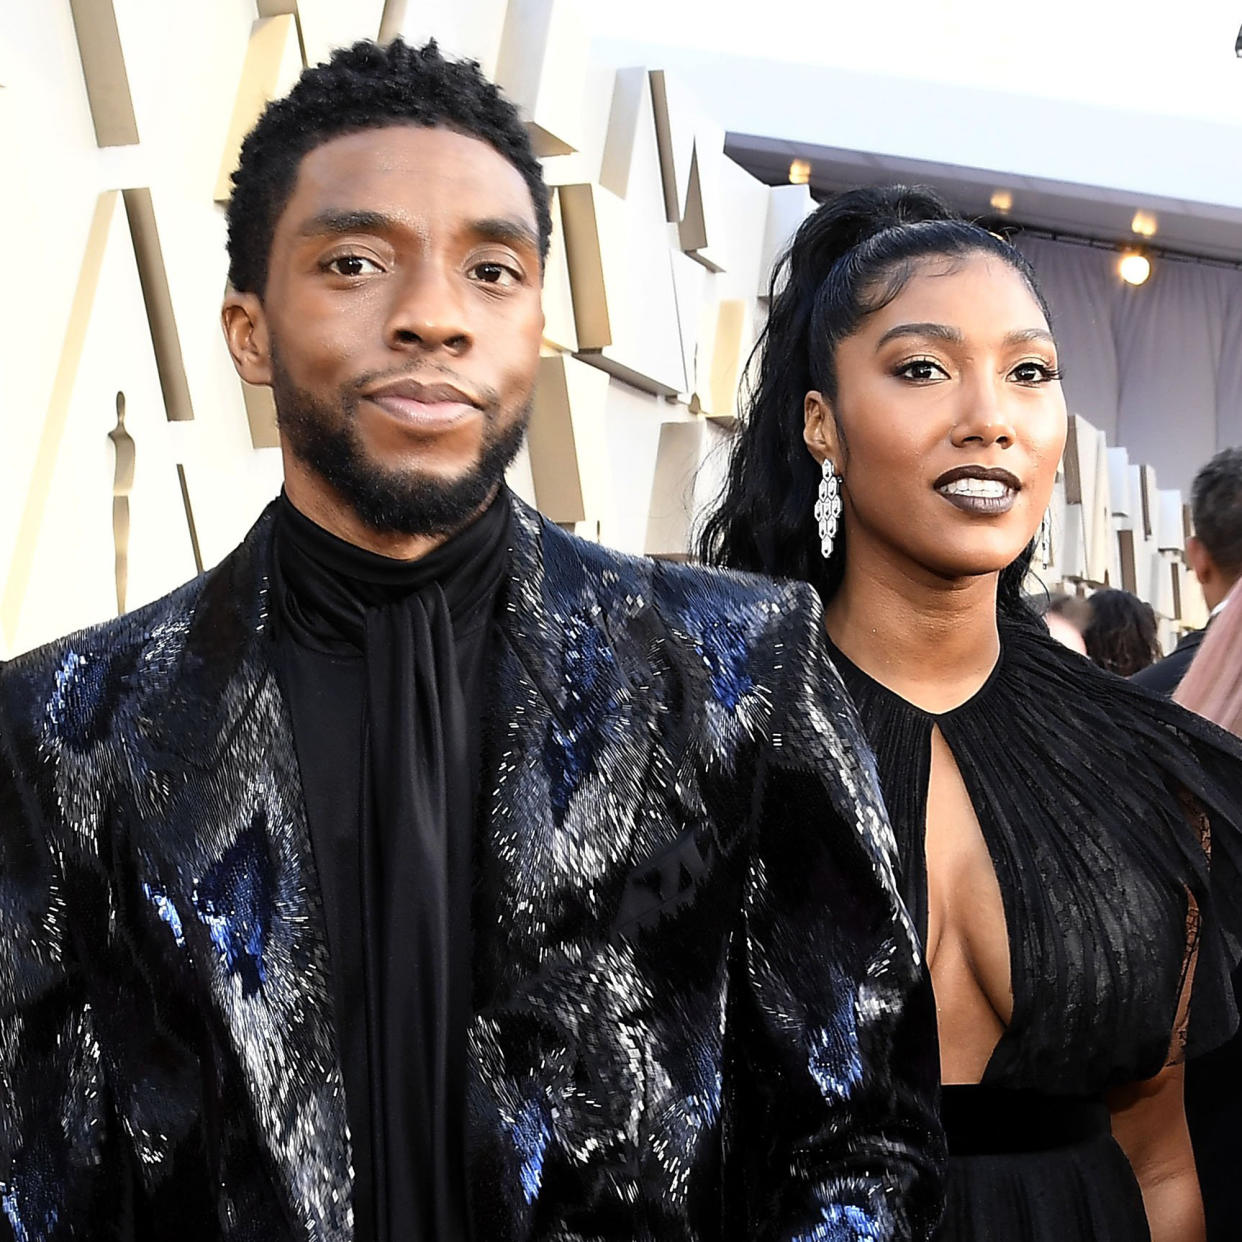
[824,543,1002,715]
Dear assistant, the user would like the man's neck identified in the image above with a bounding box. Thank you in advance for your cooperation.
[1207,575,1240,617]
[824,540,1002,715]
[283,468,496,562]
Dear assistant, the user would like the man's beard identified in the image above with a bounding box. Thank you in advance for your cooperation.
[271,349,530,538]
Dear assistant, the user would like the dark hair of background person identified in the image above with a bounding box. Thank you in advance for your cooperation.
[1192,446,1242,574]
[225,38,553,297]
[1082,588,1161,677]
[695,184,1053,624]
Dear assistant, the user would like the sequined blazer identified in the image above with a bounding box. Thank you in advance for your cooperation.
[0,497,942,1241]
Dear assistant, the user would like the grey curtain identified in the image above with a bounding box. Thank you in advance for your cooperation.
[1016,236,1242,492]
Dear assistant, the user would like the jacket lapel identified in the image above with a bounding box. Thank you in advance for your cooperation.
[471,500,729,1226]
[487,496,570,719]
[138,508,352,1239]
[473,497,668,992]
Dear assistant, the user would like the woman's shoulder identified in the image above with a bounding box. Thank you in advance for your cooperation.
[999,616,1242,818]
[1008,621,1242,745]
[994,617,1242,1068]
[1008,617,1207,710]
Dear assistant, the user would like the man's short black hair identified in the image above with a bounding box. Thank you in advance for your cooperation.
[1192,446,1242,575]
[226,38,552,296]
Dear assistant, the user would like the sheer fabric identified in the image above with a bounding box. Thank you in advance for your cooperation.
[827,621,1242,1239]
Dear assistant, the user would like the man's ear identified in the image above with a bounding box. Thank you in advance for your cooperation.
[803,391,844,468]
[1186,535,1213,586]
[221,291,273,387]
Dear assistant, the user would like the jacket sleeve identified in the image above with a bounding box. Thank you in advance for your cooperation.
[723,585,944,1241]
[0,708,126,1237]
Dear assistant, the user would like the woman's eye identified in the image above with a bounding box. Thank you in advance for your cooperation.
[1012,361,1061,384]
[324,254,382,277]
[470,261,520,287]
[897,359,946,382]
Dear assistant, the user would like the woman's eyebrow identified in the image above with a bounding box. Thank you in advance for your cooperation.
[1003,328,1057,348]
[874,323,1056,350]
[875,322,964,350]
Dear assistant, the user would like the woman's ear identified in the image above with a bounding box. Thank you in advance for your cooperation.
[221,292,273,387]
[804,391,843,465]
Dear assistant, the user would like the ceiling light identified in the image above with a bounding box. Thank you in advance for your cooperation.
[989,189,1013,213]
[1130,211,1157,238]
[1119,252,1151,286]
[788,158,811,185]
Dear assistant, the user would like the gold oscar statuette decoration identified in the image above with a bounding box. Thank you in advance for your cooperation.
[108,390,135,615]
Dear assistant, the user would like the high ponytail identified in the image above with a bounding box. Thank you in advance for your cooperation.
[696,184,1050,622]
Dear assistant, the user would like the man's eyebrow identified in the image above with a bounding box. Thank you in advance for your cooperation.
[470,216,540,251]
[296,209,394,238]
[875,322,965,349]
[293,211,540,252]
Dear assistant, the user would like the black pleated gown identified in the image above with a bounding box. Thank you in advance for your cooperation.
[828,620,1242,1241]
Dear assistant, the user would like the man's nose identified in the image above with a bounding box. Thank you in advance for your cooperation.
[383,262,471,355]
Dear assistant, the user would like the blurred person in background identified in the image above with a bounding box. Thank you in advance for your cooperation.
[1083,588,1160,677]
[1037,592,1091,654]
[701,183,1242,1242]
[1175,591,1242,1242]
[1134,446,1242,695]
[1177,590,1242,729]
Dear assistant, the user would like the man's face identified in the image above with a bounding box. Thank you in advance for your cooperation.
[225,123,545,540]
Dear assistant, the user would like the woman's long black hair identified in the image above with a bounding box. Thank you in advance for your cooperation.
[696,184,1053,623]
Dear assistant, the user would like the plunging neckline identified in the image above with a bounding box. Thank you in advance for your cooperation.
[825,633,1021,1085]
[824,618,1242,1095]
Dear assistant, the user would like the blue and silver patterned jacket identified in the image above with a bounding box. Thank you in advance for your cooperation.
[0,496,942,1240]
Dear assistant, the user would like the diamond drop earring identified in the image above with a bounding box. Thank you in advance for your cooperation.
[1034,509,1052,566]
[814,458,843,560]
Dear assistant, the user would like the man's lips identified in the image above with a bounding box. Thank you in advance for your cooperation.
[361,378,483,432]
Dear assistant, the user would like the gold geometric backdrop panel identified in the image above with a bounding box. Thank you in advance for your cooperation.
[1,0,1202,659]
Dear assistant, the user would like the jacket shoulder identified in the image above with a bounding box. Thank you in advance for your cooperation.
[651,555,818,617]
[0,574,208,737]
[1178,626,1207,652]
[1130,629,1202,695]
[534,511,810,608]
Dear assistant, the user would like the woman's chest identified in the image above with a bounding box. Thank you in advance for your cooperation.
[910,722,1188,1089]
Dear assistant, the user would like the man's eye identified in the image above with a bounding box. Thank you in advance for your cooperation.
[324,255,381,277]
[471,261,519,286]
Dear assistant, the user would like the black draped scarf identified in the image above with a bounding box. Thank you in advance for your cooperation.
[270,489,511,1242]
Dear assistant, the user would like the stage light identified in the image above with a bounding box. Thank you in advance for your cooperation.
[1130,211,1157,238]
[1119,252,1151,285]
[788,158,811,185]
[989,189,1013,213]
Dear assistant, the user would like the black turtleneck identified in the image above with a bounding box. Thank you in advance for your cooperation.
[270,488,512,1242]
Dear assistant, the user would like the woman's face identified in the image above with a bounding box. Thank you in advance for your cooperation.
[804,252,1067,584]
